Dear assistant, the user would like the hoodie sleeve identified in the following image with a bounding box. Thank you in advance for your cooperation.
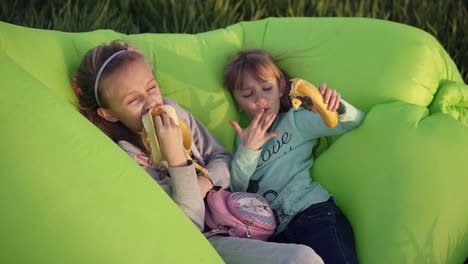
[293,99,365,139]
[167,98,232,190]
[118,140,205,231]
[167,161,205,231]
[230,143,261,192]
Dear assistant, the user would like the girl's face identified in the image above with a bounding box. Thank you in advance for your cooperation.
[232,72,283,121]
[97,58,163,132]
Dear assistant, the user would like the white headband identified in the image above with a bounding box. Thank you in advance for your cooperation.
[94,49,129,106]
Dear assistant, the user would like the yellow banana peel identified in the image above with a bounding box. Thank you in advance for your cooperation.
[289,78,339,128]
[141,105,209,176]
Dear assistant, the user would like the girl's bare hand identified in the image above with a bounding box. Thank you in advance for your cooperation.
[154,113,186,167]
[229,109,280,150]
[318,83,341,112]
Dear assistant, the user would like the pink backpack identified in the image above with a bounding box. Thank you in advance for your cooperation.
[204,190,276,241]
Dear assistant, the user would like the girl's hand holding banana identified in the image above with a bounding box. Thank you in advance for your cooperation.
[289,78,341,128]
[141,105,209,176]
[153,112,186,167]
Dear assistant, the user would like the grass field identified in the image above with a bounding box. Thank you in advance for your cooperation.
[1,0,466,82]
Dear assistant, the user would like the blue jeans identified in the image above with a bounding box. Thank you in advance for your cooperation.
[270,198,359,264]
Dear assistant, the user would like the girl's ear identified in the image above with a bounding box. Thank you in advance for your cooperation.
[97,107,119,122]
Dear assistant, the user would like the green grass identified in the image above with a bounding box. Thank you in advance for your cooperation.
[1,0,466,82]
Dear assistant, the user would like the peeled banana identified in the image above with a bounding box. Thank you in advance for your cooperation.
[289,78,339,128]
[141,105,208,176]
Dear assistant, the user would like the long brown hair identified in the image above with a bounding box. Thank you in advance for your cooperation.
[223,48,292,112]
[73,39,147,151]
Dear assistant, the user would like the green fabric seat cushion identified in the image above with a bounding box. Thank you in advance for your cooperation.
[0,17,466,263]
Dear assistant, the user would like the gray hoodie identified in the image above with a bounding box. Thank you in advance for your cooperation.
[118,98,231,231]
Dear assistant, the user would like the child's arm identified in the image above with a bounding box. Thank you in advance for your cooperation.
[169,99,231,191]
[230,143,262,192]
[168,162,206,231]
[154,113,206,229]
[291,83,365,138]
[118,140,205,231]
[294,98,365,139]
[228,110,279,191]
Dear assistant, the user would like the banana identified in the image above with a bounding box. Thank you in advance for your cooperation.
[289,78,339,128]
[141,105,208,176]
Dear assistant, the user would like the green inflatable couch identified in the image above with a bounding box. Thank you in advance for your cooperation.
[0,17,467,264]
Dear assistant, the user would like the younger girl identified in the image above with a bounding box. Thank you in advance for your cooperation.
[224,48,365,264]
[73,40,323,264]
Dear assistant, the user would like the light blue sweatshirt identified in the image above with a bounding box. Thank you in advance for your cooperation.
[230,100,365,233]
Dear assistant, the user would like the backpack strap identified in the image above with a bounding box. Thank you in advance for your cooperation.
[203,225,232,238]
